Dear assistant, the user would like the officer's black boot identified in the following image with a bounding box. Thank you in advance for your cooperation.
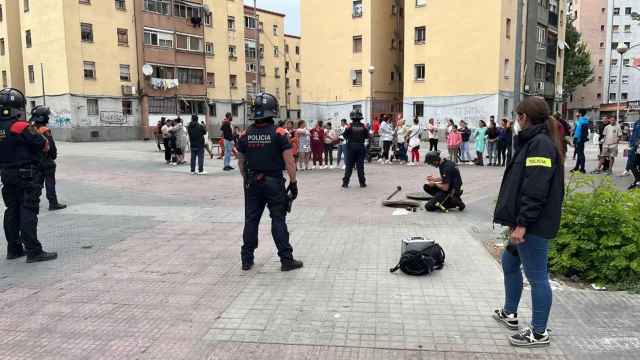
[342,181,349,188]
[49,203,67,211]
[242,261,254,271]
[26,251,58,263]
[6,245,25,260]
[281,259,303,272]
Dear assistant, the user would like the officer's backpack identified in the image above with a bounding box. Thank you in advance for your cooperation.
[389,243,445,276]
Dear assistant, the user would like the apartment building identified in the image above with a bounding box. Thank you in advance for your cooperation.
[301,0,404,123]
[0,0,24,92]
[603,0,639,116]
[17,0,140,141]
[567,0,608,115]
[284,34,302,121]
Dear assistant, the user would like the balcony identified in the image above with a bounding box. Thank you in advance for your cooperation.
[548,12,558,28]
[546,43,557,60]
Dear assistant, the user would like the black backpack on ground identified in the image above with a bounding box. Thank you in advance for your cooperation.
[389,243,445,276]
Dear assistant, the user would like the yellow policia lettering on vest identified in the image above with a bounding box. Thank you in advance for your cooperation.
[526,157,552,168]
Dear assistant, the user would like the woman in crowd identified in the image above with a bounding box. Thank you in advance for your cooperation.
[173,118,188,165]
[156,117,166,152]
[324,122,338,168]
[427,118,439,152]
[497,119,510,166]
[446,119,455,137]
[379,116,394,164]
[336,119,348,169]
[310,120,325,169]
[459,120,473,162]
[474,120,488,166]
[161,119,172,164]
[287,121,299,165]
[408,117,422,166]
[493,96,565,348]
[296,120,311,171]
[447,124,462,163]
[487,119,499,166]
[396,118,409,164]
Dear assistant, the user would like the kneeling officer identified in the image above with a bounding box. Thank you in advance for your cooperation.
[0,88,57,262]
[423,151,466,212]
[237,93,303,272]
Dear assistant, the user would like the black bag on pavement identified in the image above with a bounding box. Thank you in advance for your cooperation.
[389,243,445,276]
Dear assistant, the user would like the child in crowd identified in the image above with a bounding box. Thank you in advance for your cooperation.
[408,117,422,166]
[447,125,462,164]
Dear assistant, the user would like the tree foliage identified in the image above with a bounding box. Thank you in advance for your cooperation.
[563,18,594,99]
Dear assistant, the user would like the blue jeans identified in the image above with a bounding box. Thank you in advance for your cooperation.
[223,139,233,168]
[626,148,636,171]
[502,234,552,333]
[337,144,347,165]
[190,147,204,173]
[574,141,586,171]
[460,141,470,161]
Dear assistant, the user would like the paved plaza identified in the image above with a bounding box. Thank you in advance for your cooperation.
[0,141,639,360]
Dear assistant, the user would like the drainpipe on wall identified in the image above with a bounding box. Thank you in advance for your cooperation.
[514,0,525,110]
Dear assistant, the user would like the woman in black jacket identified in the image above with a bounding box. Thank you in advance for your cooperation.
[492,97,565,348]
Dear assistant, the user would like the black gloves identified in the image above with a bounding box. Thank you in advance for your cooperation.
[287,181,298,200]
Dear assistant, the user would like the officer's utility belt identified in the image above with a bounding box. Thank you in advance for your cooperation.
[246,170,283,183]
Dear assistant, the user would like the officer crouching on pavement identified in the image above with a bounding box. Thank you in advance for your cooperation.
[0,88,57,262]
[423,151,466,212]
[237,93,303,272]
[342,109,369,188]
[31,106,67,211]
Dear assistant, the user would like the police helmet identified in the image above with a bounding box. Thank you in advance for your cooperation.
[0,88,26,120]
[424,151,441,166]
[350,109,363,122]
[31,105,51,125]
[250,93,279,120]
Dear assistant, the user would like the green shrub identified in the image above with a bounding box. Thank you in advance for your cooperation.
[549,174,640,289]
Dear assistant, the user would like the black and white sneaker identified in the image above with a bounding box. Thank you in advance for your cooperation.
[493,309,519,330]
[509,327,550,347]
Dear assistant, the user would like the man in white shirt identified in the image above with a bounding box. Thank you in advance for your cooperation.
[594,115,622,175]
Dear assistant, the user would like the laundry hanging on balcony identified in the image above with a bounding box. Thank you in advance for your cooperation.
[151,78,180,90]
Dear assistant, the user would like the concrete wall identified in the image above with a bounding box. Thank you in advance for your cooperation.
[302,100,368,126]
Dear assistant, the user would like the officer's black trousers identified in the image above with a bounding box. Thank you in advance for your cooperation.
[1,167,44,256]
[44,170,59,206]
[343,143,366,186]
[242,175,294,264]
[423,184,460,212]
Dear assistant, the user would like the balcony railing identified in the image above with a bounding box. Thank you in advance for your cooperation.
[547,43,557,59]
[548,12,558,27]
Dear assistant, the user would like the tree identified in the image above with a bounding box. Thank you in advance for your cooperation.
[563,18,594,103]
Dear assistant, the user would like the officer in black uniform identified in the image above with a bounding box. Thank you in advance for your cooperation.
[423,151,466,212]
[0,88,57,262]
[342,110,369,188]
[237,93,303,272]
[31,106,67,211]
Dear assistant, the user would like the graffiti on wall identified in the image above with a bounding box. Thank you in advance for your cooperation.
[100,111,127,126]
[50,111,72,128]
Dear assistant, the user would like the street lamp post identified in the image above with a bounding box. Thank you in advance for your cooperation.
[616,43,629,124]
[368,65,375,123]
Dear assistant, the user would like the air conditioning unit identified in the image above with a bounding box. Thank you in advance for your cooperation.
[121,85,136,96]
[536,82,545,92]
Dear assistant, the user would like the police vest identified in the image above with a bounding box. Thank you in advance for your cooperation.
[0,119,45,167]
[348,123,368,144]
[0,119,18,166]
[243,124,288,173]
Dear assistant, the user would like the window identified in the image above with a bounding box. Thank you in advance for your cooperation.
[173,1,201,18]
[415,26,426,44]
[612,58,619,66]
[115,0,126,10]
[245,16,257,29]
[25,30,31,48]
[87,99,99,115]
[208,103,216,116]
[390,71,395,81]
[28,65,35,83]
[0,5,3,21]
[353,35,363,53]
[205,42,214,56]
[228,16,236,31]
[148,97,176,114]
[151,65,174,79]
[83,61,96,79]
[598,76,603,82]
[245,40,256,59]
[122,100,132,115]
[117,28,128,46]
[228,45,237,58]
[611,42,618,50]
[604,25,609,32]
[206,72,215,87]
[176,33,202,52]
[232,104,240,117]
[79,0,90,4]
[353,0,363,17]
[613,25,619,33]
[81,23,93,42]
[623,59,630,66]
[230,75,237,89]
[1,71,6,87]
[536,26,546,48]
[414,64,425,81]
[296,79,300,88]
[613,8,620,15]
[625,7,632,15]
[0,39,4,55]
[259,65,265,76]
[204,12,212,26]
[597,93,602,100]
[144,0,169,15]
[609,93,616,101]
[599,59,604,66]
[273,25,278,35]
[176,67,203,84]
[413,102,424,117]
[624,42,631,49]
[24,0,29,12]
[296,63,300,72]
[506,18,511,39]
[274,46,279,57]
[275,67,281,78]
[534,62,545,80]
[599,42,604,48]
[285,78,290,87]
[259,21,264,32]
[285,44,289,53]
[610,76,617,84]
[622,75,629,84]
[416,0,426,7]
[351,69,362,86]
[179,100,205,115]
[622,93,628,100]
[503,99,509,116]
[246,63,257,72]
[119,64,130,81]
[143,29,173,48]
[296,46,300,55]
[625,25,632,32]
[504,58,510,78]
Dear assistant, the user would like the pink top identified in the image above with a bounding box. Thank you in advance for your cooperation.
[447,131,462,147]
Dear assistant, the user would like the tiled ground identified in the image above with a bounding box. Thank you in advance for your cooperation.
[0,141,638,359]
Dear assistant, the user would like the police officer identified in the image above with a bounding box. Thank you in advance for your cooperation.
[237,93,303,272]
[423,151,466,212]
[342,110,369,188]
[0,88,57,262]
[31,106,67,211]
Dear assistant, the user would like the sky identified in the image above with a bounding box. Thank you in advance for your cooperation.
[245,0,301,36]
